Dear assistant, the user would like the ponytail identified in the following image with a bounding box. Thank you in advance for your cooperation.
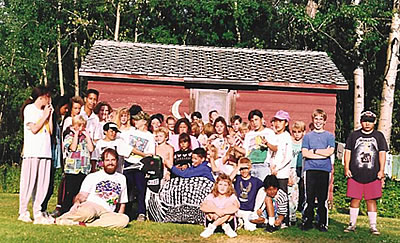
[20,86,51,120]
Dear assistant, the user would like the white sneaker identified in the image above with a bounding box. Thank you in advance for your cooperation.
[280,223,288,229]
[244,222,257,231]
[18,212,32,223]
[200,224,216,238]
[55,217,78,226]
[222,223,238,238]
[370,225,380,235]
[33,212,55,225]
[344,223,356,233]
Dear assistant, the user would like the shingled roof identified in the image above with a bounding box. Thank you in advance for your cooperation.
[80,40,348,90]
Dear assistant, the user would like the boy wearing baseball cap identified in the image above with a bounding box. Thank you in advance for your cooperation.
[343,110,388,235]
[91,122,134,173]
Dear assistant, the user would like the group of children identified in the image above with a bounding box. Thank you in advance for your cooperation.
[19,86,355,238]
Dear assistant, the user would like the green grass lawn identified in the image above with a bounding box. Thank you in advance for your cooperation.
[1,193,400,243]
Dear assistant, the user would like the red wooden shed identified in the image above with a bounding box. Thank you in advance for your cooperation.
[80,40,348,133]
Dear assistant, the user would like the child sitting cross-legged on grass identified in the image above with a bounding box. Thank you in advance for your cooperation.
[200,174,240,238]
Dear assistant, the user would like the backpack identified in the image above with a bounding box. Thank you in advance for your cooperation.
[141,155,164,193]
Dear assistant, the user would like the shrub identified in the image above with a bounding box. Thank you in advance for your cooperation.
[333,162,400,218]
[0,164,62,193]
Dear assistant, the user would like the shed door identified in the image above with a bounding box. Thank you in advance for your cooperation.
[191,89,236,123]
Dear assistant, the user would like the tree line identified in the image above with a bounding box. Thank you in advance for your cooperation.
[0,0,398,164]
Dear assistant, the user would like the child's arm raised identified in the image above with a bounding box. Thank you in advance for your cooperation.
[229,163,240,181]
[27,104,53,134]
[83,130,95,153]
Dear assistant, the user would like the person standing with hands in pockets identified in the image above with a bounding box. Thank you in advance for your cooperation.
[343,110,388,235]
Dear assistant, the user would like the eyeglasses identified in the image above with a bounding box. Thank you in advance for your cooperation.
[239,167,249,171]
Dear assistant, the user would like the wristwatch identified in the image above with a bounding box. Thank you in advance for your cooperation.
[313,149,317,154]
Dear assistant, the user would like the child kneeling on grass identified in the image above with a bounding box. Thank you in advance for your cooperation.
[247,175,288,233]
[200,174,239,238]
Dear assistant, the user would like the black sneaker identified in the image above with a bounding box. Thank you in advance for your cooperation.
[318,224,328,232]
[265,224,280,233]
[299,222,313,231]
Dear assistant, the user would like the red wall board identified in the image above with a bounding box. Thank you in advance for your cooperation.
[88,81,191,117]
[236,90,337,134]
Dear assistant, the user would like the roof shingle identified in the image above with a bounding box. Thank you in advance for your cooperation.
[80,40,348,90]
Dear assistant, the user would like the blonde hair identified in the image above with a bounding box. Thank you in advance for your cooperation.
[312,109,327,121]
[72,115,87,126]
[115,107,131,128]
[191,122,201,138]
[238,157,252,167]
[207,144,218,160]
[211,174,236,197]
[239,121,251,132]
[154,127,169,139]
[292,120,306,132]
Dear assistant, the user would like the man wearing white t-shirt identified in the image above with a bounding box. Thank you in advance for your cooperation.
[243,110,277,181]
[56,148,129,228]
[79,89,102,143]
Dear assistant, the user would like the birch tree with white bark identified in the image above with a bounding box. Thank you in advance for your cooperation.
[378,0,400,145]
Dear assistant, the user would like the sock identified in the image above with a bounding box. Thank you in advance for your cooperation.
[349,207,359,226]
[368,212,377,228]
[268,217,275,226]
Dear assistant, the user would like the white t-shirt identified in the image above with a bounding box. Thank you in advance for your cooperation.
[62,116,72,136]
[270,131,292,179]
[80,170,128,212]
[79,107,101,141]
[243,128,277,164]
[23,104,51,158]
[124,129,156,170]
[92,138,133,173]
[117,127,136,143]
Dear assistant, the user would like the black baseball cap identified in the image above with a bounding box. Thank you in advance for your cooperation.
[103,122,120,132]
[360,110,377,123]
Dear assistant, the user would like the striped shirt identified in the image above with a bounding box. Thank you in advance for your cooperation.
[273,189,288,216]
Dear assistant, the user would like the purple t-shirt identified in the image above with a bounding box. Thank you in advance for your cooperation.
[234,175,263,211]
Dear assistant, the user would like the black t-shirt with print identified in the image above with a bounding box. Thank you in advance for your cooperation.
[345,129,388,183]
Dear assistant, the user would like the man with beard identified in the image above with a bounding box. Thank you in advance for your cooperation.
[56,148,129,228]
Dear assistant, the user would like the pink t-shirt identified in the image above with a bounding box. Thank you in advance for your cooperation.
[204,194,239,209]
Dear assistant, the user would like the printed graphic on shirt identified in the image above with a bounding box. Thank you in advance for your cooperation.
[95,180,122,206]
[37,119,50,134]
[354,137,379,170]
[129,135,149,153]
[248,136,268,163]
[239,181,252,202]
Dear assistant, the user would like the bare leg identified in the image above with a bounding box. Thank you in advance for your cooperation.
[366,200,377,212]
[212,215,234,227]
[350,199,361,208]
